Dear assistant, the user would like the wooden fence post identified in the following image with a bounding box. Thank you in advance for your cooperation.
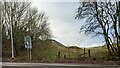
[84,47,85,59]
[64,54,66,59]
[57,52,60,59]
[88,49,90,58]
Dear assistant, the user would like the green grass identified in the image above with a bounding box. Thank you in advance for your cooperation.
[31,39,85,62]
[2,39,82,62]
[2,39,119,62]
[86,46,108,59]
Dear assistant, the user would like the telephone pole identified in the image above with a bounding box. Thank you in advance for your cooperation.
[11,8,14,61]
[11,21,14,61]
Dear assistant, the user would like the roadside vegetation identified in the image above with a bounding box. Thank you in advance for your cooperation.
[2,38,120,65]
[75,1,120,59]
[1,0,120,65]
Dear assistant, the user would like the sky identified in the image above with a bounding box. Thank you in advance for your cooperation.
[32,1,105,48]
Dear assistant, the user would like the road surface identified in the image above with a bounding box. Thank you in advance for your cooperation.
[1,62,120,68]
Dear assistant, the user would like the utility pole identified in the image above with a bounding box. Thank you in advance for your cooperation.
[11,20,14,61]
[11,6,14,61]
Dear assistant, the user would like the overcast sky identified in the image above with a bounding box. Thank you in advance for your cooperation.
[32,2,104,48]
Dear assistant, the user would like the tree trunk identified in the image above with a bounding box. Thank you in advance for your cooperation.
[113,16,120,59]
[104,35,111,55]
[94,2,112,55]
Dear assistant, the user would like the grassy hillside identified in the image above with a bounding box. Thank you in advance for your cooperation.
[2,39,120,64]
[86,46,108,59]
[2,39,82,62]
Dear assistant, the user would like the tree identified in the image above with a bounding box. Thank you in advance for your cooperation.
[75,2,115,55]
[24,8,51,40]
[106,1,120,57]
[75,1,120,58]
[2,1,51,57]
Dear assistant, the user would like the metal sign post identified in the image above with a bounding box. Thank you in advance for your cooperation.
[29,37,32,61]
[24,35,32,62]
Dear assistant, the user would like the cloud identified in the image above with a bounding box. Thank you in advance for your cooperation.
[32,2,104,47]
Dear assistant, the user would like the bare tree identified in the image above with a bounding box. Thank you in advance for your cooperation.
[2,1,31,56]
[104,1,120,57]
[75,2,116,55]
[2,1,51,56]
[24,8,51,40]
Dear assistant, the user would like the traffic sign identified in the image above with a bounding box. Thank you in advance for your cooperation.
[24,35,32,61]
[24,35,32,49]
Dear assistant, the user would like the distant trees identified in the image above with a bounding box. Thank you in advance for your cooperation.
[2,1,51,56]
[75,1,120,58]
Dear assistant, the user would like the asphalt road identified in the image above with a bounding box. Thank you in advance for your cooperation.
[2,62,120,68]
[2,66,120,68]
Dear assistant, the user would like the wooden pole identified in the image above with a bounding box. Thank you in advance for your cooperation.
[84,47,85,59]
[58,52,60,59]
[88,49,90,58]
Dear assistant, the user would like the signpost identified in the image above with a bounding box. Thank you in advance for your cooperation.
[24,35,32,62]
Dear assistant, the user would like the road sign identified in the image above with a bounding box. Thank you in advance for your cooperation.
[24,35,32,61]
[24,35,32,49]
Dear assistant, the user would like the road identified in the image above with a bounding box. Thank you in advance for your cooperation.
[1,62,120,68]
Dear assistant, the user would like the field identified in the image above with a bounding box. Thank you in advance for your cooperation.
[2,39,120,64]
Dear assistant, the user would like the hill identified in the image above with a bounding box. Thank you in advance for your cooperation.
[2,39,120,64]
[51,39,66,48]
[2,39,82,62]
